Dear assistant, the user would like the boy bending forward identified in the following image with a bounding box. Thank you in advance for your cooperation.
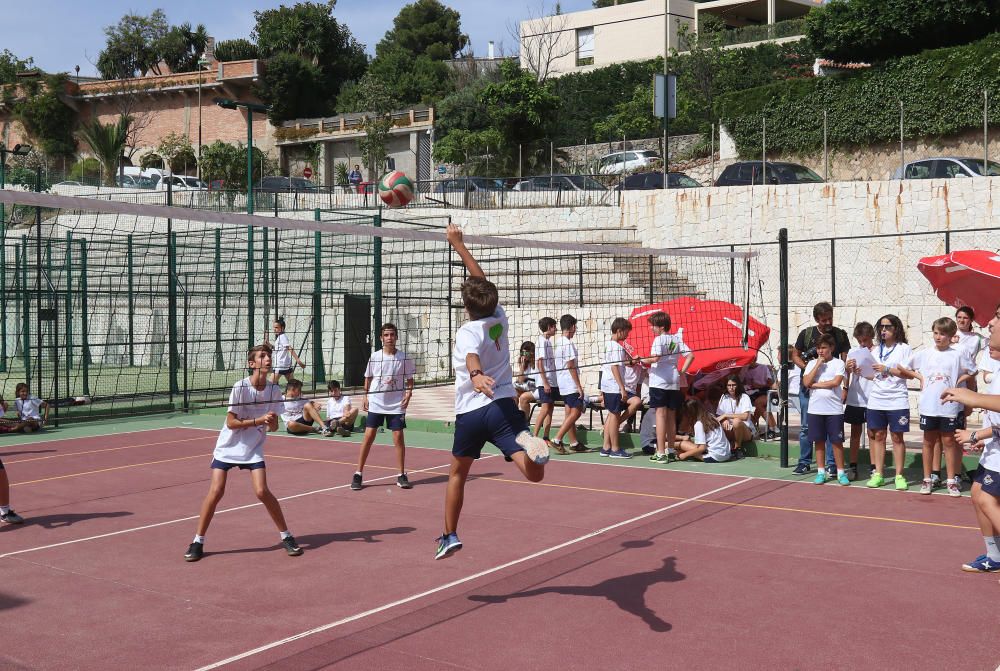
[436,224,550,560]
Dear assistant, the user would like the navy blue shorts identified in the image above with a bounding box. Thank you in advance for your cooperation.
[807,413,844,444]
[453,397,529,460]
[956,413,967,430]
[844,404,867,425]
[537,386,561,404]
[974,465,1000,497]
[866,408,909,433]
[276,368,294,377]
[365,412,406,431]
[288,416,312,426]
[747,389,767,403]
[604,392,625,414]
[562,392,584,410]
[211,459,266,471]
[919,415,959,433]
[649,388,683,410]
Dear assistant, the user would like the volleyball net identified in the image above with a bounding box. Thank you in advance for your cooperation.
[0,189,762,422]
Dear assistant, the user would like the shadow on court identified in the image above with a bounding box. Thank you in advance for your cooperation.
[0,592,30,612]
[408,472,503,487]
[0,449,58,457]
[26,511,134,529]
[206,527,418,556]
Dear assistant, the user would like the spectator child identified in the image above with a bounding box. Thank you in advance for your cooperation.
[865,314,914,490]
[515,341,541,421]
[716,374,755,448]
[348,164,363,188]
[901,318,976,496]
[184,343,302,562]
[436,223,549,559]
[265,318,305,385]
[620,353,645,433]
[13,382,48,433]
[324,380,358,437]
[352,323,416,491]
[802,334,848,485]
[740,361,774,436]
[281,379,329,436]
[938,306,983,484]
[645,311,693,463]
[599,318,633,458]
[0,395,13,433]
[676,398,731,462]
[552,314,587,454]
[844,322,875,480]
[533,317,559,443]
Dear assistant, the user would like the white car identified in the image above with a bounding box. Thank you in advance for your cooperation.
[157,175,207,191]
[892,157,1000,180]
[598,150,662,175]
[512,175,607,192]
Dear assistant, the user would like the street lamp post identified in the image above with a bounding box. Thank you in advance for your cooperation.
[214,98,270,215]
[196,55,210,181]
[0,143,33,373]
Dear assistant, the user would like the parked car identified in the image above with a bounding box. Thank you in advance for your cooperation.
[53,180,83,187]
[714,161,824,186]
[115,174,140,188]
[891,157,1000,180]
[618,171,701,190]
[512,175,607,192]
[157,174,206,191]
[598,150,662,175]
[254,176,318,193]
[434,177,504,193]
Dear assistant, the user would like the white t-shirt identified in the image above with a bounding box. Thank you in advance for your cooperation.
[454,306,515,415]
[623,362,642,394]
[846,346,873,408]
[555,338,580,394]
[273,333,293,370]
[787,364,801,396]
[955,330,984,363]
[981,353,998,376]
[694,420,731,462]
[281,396,309,424]
[326,395,351,420]
[214,378,284,464]
[535,335,558,387]
[804,358,846,415]
[15,396,42,420]
[866,343,913,411]
[717,393,755,433]
[366,349,416,415]
[648,333,690,390]
[599,340,628,394]
[913,346,977,418]
[977,372,1000,470]
[516,364,538,392]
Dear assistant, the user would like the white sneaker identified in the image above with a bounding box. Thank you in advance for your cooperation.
[919,478,932,495]
[516,431,550,465]
[946,479,962,498]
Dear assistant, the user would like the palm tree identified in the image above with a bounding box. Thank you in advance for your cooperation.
[77,116,131,187]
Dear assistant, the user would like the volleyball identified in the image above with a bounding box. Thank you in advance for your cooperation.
[378,170,414,207]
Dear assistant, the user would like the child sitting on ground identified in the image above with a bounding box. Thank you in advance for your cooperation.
[676,398,731,462]
[282,379,329,436]
[13,383,48,433]
[324,380,358,437]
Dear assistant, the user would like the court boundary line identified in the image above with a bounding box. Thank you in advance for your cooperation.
[192,477,752,671]
[0,424,198,449]
[4,436,208,465]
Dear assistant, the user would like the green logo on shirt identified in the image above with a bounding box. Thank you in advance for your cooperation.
[489,323,503,351]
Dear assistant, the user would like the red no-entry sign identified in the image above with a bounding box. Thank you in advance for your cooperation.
[303,166,313,179]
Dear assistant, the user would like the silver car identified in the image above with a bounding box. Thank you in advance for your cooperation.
[892,157,1000,180]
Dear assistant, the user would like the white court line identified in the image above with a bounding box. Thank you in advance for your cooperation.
[193,476,752,671]
[0,424,194,449]
[0,459,462,559]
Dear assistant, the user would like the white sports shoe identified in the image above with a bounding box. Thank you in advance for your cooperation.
[516,431,550,465]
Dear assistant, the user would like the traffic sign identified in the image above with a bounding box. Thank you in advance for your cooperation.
[303,166,313,179]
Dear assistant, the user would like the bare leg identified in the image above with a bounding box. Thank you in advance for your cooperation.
[604,411,622,451]
[654,407,667,456]
[0,469,11,507]
[286,420,318,435]
[870,428,887,476]
[932,437,943,478]
[518,393,533,421]
[814,441,826,474]
[356,427,378,473]
[534,403,553,439]
[195,469,229,537]
[566,407,582,444]
[922,431,939,480]
[302,403,324,429]
[664,408,678,455]
[509,450,545,482]
[732,421,752,446]
[942,433,962,482]
[890,430,907,479]
[848,422,862,466]
[444,456,475,534]
[972,483,1000,536]
[251,469,290,532]
[341,407,359,428]
[831,442,845,470]
[392,429,406,473]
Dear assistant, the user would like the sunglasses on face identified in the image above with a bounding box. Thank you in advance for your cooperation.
[879,324,894,330]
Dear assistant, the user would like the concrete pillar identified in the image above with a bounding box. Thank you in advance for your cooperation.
[767,0,776,24]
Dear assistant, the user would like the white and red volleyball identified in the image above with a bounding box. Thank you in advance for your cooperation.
[378,170,414,207]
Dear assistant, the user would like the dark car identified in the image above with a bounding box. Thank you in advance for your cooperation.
[619,171,701,190]
[255,176,318,193]
[714,161,823,187]
[434,177,504,193]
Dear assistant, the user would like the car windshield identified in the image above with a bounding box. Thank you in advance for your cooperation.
[290,178,316,189]
[774,164,823,183]
[565,175,605,190]
[672,174,700,187]
[182,177,205,188]
[958,158,1000,176]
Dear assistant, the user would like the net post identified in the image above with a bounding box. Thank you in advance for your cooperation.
[247,226,255,350]
[183,286,190,412]
[578,254,584,307]
[126,234,134,367]
[312,230,326,385]
[21,234,29,380]
[648,255,654,303]
[515,257,521,307]
[64,232,72,370]
[35,194,43,401]
[373,208,383,345]
[0,228,6,373]
[779,228,789,468]
[262,226,270,327]
[79,238,90,397]
[167,230,179,397]
[829,238,836,307]
[729,245,736,304]
[214,228,224,370]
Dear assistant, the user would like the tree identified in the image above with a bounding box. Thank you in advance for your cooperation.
[96,10,170,79]
[156,132,198,173]
[806,0,1000,63]
[511,4,576,82]
[255,52,329,124]
[199,140,270,204]
[77,116,130,187]
[362,47,454,107]
[593,84,659,141]
[159,22,209,73]
[377,0,468,61]
[352,71,398,178]
[14,75,77,158]
[0,49,33,85]
[214,39,258,62]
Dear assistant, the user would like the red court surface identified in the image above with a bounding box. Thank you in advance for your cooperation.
[3,426,1000,670]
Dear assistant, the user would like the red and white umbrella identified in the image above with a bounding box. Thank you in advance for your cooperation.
[622,298,771,374]
[917,250,1000,327]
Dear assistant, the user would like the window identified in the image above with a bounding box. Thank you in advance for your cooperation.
[576,27,594,66]
[904,162,933,179]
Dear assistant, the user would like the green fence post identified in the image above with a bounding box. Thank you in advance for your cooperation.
[1,229,6,372]
[127,234,134,366]
[373,208,382,345]
[64,232,72,379]
[214,228,224,370]
[167,231,179,396]
[312,230,325,386]
[21,234,29,379]
[79,239,90,396]
[262,226,270,325]
[247,226,255,349]
[12,242,20,363]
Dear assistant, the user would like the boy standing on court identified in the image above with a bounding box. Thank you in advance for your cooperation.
[533,317,559,443]
[646,311,693,463]
[436,223,549,560]
[184,343,303,562]
[552,314,587,454]
[802,334,848,485]
[351,323,416,491]
[599,318,633,458]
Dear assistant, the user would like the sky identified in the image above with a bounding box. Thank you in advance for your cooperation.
[4,0,596,77]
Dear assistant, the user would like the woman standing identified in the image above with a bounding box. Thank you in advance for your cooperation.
[865,314,913,490]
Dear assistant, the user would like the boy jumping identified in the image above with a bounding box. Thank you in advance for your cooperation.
[436,223,550,560]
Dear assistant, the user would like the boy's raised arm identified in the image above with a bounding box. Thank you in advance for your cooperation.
[446,223,485,279]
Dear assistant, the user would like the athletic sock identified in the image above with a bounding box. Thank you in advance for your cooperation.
[280,530,291,540]
[193,535,205,544]
[837,469,846,477]
[985,537,1000,561]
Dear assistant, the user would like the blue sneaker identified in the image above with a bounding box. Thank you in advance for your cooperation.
[609,450,632,459]
[961,554,1000,572]
[435,532,463,560]
[837,472,851,486]
[599,448,612,458]
[813,472,828,485]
